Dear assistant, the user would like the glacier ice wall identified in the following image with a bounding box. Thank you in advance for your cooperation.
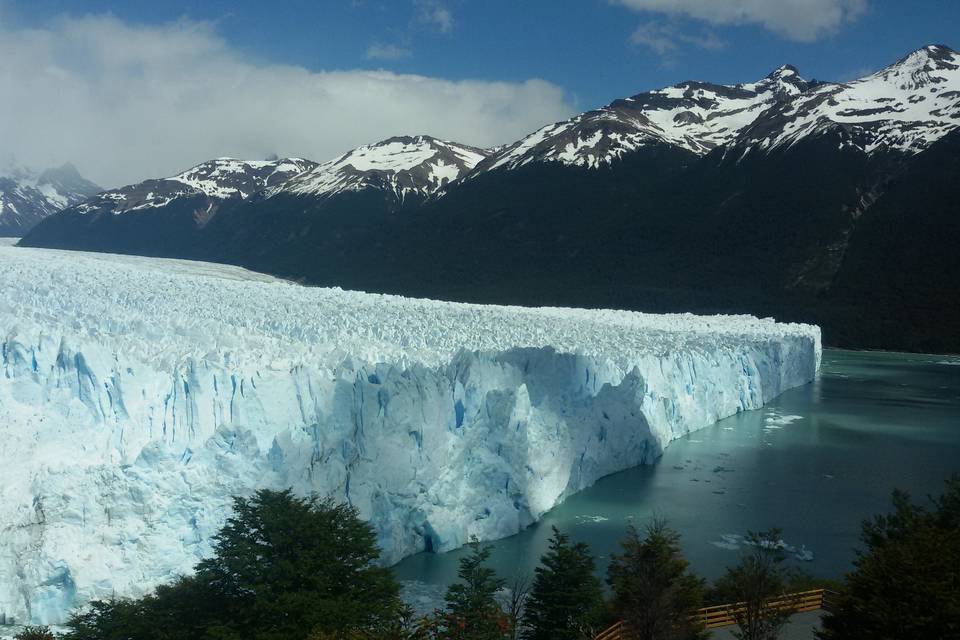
[0,242,820,624]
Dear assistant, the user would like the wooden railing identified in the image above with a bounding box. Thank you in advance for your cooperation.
[593,620,627,640]
[593,588,837,639]
[695,588,829,629]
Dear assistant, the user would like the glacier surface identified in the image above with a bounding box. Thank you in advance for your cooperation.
[0,241,820,624]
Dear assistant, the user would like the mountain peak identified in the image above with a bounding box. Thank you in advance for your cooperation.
[377,134,439,146]
[920,43,957,59]
[36,163,101,204]
[766,64,800,79]
[872,43,959,89]
[37,162,91,186]
[900,43,958,65]
[269,135,488,202]
[473,62,814,173]
[1,162,101,234]
[169,157,316,199]
[756,64,808,96]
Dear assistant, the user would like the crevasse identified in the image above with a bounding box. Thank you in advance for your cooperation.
[0,242,820,624]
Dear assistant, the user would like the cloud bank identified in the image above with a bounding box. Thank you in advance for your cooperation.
[613,0,868,42]
[0,15,572,187]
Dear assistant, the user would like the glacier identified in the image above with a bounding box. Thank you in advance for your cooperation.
[0,240,820,625]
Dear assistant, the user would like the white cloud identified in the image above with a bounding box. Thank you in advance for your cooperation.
[413,0,454,33]
[630,21,725,56]
[365,42,412,60]
[0,14,572,187]
[613,0,868,42]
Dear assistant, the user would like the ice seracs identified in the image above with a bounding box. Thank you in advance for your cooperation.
[0,242,819,625]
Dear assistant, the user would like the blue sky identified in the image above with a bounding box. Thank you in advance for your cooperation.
[0,1,957,185]
[8,0,958,110]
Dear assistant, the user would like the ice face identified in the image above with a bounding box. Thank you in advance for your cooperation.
[0,243,820,624]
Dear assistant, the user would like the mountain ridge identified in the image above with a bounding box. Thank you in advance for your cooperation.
[0,163,101,236]
[19,44,960,352]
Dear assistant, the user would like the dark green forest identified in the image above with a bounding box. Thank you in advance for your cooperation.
[16,478,959,640]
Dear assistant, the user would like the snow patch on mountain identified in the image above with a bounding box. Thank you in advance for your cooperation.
[71,158,316,216]
[268,135,487,203]
[474,46,960,174]
[0,164,101,236]
[736,45,960,155]
[474,64,809,173]
[0,243,819,624]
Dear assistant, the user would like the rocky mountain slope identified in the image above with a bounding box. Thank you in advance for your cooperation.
[470,64,809,173]
[21,44,960,352]
[732,44,960,157]
[268,135,487,203]
[0,164,100,236]
[22,158,316,256]
[69,157,316,219]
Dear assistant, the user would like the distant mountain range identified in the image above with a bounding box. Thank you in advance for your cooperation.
[0,163,101,236]
[20,44,960,353]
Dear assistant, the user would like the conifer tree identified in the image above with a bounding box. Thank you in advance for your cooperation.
[442,539,509,640]
[818,476,960,640]
[62,489,403,640]
[720,529,795,640]
[521,527,604,640]
[13,626,57,640]
[607,518,706,640]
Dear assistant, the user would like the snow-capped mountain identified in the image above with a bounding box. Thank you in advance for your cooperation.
[0,164,100,236]
[734,44,960,156]
[266,135,487,204]
[19,45,960,353]
[71,157,317,218]
[470,64,810,174]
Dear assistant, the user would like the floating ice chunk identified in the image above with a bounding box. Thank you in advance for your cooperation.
[575,515,610,524]
[710,533,744,550]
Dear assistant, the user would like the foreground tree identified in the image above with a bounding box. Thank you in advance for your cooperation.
[607,519,706,640]
[63,489,403,640]
[441,539,509,640]
[716,529,795,640]
[14,626,57,640]
[818,476,960,640]
[198,489,402,637]
[506,574,531,640]
[521,527,604,640]
[307,606,425,640]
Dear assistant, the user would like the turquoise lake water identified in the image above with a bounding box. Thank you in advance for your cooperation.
[393,349,960,588]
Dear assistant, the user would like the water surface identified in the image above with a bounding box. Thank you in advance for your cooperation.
[394,349,960,588]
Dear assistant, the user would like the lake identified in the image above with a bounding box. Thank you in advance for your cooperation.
[394,349,960,591]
